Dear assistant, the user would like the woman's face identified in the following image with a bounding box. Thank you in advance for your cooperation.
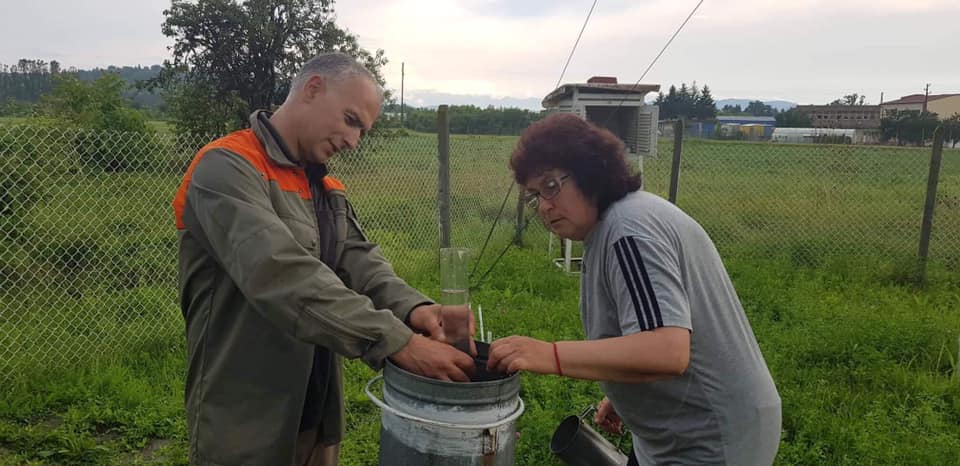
[523,169,599,241]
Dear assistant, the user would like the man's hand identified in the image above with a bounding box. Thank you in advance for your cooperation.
[408,304,476,356]
[487,336,556,375]
[389,334,476,382]
[594,397,624,434]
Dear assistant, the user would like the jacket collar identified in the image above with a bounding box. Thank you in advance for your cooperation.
[249,109,300,169]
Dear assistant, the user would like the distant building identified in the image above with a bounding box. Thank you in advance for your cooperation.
[794,105,880,129]
[657,116,776,140]
[771,127,879,145]
[880,93,960,119]
[716,116,776,140]
[716,115,777,125]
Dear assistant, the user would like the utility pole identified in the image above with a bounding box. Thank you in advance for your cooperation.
[400,62,405,128]
[437,105,450,248]
[921,84,931,145]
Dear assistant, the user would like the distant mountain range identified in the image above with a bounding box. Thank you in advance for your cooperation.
[715,99,797,111]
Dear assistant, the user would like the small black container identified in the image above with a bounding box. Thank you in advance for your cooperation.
[471,340,509,382]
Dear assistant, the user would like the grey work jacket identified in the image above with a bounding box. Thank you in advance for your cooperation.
[175,110,430,465]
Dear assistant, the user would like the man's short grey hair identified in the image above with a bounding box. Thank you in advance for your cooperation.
[289,52,383,100]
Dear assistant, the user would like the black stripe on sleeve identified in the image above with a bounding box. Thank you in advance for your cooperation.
[626,237,664,328]
[614,238,655,330]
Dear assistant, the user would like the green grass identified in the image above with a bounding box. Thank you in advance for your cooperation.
[1,132,959,464]
[145,121,174,134]
[0,117,172,134]
[640,139,960,271]
[1,251,958,465]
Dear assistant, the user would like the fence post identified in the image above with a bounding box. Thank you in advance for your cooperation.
[668,119,684,204]
[917,126,944,284]
[438,105,451,249]
[514,188,525,246]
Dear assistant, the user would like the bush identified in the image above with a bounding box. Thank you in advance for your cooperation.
[0,238,30,291]
[29,74,161,173]
[0,136,45,241]
[73,129,165,173]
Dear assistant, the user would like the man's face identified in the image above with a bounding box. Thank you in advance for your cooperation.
[299,75,381,164]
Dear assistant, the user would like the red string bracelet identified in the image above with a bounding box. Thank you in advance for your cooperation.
[552,342,563,376]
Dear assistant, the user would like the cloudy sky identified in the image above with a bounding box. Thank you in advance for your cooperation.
[2,0,958,109]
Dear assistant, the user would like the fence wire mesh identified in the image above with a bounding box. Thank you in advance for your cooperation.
[0,123,956,382]
[643,136,959,270]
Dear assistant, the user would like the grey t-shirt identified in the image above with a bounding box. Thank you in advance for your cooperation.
[580,191,781,465]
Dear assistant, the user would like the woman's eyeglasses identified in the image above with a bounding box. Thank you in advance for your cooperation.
[523,174,570,209]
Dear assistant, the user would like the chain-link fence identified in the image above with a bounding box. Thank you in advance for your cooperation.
[1,125,205,382]
[642,132,959,273]
[0,124,534,382]
[1,122,956,382]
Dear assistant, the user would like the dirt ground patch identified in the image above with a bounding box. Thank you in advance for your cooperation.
[141,439,172,462]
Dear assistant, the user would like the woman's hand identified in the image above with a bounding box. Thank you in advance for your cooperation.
[487,336,558,375]
[594,397,624,434]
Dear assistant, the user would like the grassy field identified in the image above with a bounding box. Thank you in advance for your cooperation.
[1,129,958,465]
[0,117,26,125]
[0,118,174,134]
[144,121,174,134]
[644,139,960,270]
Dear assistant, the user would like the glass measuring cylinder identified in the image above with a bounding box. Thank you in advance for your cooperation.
[439,247,470,306]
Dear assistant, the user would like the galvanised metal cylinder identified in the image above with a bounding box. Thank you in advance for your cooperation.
[366,359,524,465]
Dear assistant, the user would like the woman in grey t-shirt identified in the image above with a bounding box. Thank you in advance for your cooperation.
[487,113,781,465]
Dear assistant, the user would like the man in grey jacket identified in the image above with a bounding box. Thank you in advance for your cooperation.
[174,52,476,466]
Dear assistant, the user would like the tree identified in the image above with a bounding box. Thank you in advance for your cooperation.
[830,93,867,106]
[400,105,543,135]
[33,74,148,133]
[745,100,775,117]
[77,65,166,115]
[942,113,960,148]
[156,0,388,135]
[0,61,166,116]
[31,74,155,172]
[677,83,692,119]
[0,98,32,117]
[696,85,717,120]
[775,108,812,128]
[0,59,55,105]
[655,82,716,120]
[660,85,679,119]
[879,110,939,146]
[719,104,744,115]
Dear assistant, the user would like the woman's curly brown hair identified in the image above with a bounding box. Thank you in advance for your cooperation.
[510,113,642,213]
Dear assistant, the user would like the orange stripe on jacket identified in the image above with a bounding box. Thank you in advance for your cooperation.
[322,176,345,192]
[173,129,346,229]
